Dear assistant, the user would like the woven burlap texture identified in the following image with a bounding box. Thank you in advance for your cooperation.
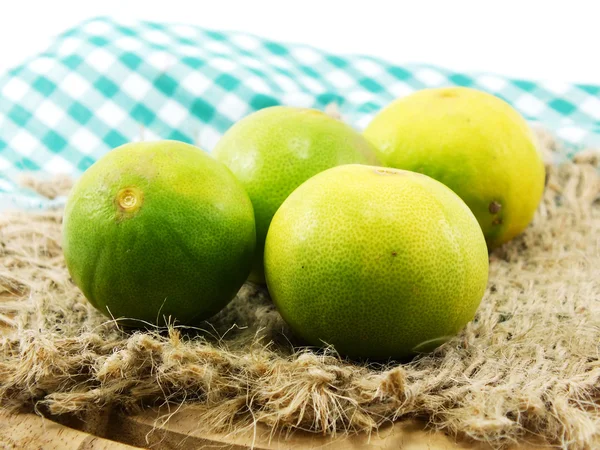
[0,131,599,449]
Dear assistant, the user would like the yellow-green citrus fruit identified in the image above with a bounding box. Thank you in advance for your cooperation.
[264,164,489,360]
[213,106,378,284]
[364,87,545,249]
[62,140,256,326]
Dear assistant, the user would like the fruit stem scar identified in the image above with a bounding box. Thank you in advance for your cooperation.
[121,193,136,208]
[488,201,502,214]
[116,187,144,213]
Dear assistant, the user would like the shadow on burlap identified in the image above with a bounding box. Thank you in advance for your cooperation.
[0,130,599,449]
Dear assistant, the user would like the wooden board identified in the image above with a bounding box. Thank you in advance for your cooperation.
[110,408,491,449]
[9,406,552,450]
[108,406,554,450]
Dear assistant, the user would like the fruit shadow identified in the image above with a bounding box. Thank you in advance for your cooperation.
[113,282,298,353]
[115,282,421,367]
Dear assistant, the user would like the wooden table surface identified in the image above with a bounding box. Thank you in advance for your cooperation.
[1,406,556,450]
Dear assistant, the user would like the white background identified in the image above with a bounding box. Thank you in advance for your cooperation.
[0,0,598,84]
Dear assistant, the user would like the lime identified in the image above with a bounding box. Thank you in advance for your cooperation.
[62,140,256,326]
[364,87,545,248]
[264,164,489,360]
[213,106,378,283]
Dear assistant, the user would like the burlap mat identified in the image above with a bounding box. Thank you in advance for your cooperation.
[1,131,599,449]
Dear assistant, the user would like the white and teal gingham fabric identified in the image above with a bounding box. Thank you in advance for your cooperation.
[1,17,599,210]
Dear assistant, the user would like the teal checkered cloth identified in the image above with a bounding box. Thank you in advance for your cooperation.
[1,17,599,210]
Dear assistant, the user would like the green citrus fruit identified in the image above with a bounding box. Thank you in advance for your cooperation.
[62,140,256,326]
[213,106,378,284]
[264,164,489,360]
[364,87,545,249]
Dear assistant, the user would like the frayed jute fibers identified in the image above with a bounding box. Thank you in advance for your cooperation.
[0,130,599,449]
